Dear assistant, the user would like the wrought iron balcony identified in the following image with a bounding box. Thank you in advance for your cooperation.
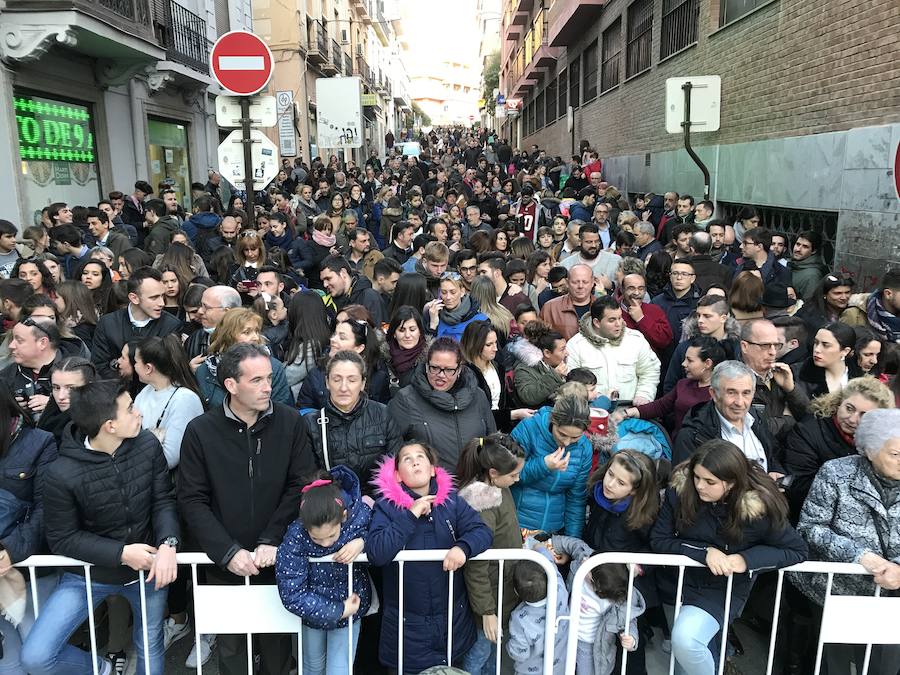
[157,0,209,73]
[5,0,153,41]
[344,53,353,77]
[307,19,328,65]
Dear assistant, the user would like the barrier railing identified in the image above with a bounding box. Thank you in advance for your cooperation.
[13,548,559,675]
[563,552,889,675]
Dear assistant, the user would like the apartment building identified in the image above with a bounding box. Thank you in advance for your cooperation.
[498,0,900,282]
[254,0,411,164]
[0,0,251,225]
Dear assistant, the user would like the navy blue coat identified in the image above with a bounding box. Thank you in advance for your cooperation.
[650,469,807,625]
[651,284,701,341]
[275,465,372,629]
[0,425,57,562]
[367,459,493,672]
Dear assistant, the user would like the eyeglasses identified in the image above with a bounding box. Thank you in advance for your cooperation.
[744,340,784,351]
[458,264,477,273]
[670,271,695,278]
[426,364,460,377]
[21,317,53,339]
[239,230,259,238]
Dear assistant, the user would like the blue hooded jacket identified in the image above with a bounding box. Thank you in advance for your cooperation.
[182,211,222,243]
[275,465,372,630]
[510,406,593,537]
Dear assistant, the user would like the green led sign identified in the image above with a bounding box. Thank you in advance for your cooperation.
[14,94,95,163]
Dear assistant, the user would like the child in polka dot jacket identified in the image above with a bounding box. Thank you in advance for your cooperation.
[276,465,373,675]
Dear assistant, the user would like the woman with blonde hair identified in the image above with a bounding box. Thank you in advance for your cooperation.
[194,307,293,407]
[783,376,894,521]
[468,276,514,343]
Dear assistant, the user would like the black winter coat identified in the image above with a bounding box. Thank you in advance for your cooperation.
[91,308,182,378]
[44,425,178,584]
[674,400,784,473]
[302,396,402,495]
[782,414,855,523]
[791,357,863,401]
[178,401,316,568]
[387,364,496,471]
[0,425,57,562]
[295,364,391,410]
[650,468,807,625]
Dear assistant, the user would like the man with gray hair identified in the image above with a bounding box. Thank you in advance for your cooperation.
[186,285,242,360]
[674,360,784,477]
[633,221,663,261]
[557,219,583,261]
[688,230,733,293]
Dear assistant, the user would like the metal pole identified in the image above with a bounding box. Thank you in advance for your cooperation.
[681,82,711,200]
[240,96,255,216]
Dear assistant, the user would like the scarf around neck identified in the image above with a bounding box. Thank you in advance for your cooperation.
[312,228,336,247]
[866,291,900,343]
[593,482,631,514]
[440,294,476,326]
[389,336,425,374]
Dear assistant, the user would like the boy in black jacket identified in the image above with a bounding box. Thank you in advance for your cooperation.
[21,380,178,675]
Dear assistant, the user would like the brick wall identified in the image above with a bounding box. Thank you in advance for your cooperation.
[516,0,900,157]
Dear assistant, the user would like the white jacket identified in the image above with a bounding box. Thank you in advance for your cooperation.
[566,319,660,402]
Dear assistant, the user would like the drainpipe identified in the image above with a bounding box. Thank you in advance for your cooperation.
[129,79,148,180]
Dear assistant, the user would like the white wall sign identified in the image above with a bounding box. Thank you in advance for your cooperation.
[315,77,363,149]
[276,90,296,157]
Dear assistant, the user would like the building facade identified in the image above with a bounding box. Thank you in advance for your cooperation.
[254,0,410,166]
[499,0,900,285]
[0,0,251,226]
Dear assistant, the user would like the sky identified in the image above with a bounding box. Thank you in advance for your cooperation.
[398,0,482,76]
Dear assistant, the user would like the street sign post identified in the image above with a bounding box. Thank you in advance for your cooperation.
[316,77,362,150]
[217,129,278,190]
[215,95,277,127]
[665,76,721,200]
[211,31,275,215]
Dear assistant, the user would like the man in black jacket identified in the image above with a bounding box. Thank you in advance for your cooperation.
[22,380,178,675]
[319,255,387,325]
[688,231,733,294]
[674,360,785,477]
[179,343,315,675]
[91,267,181,377]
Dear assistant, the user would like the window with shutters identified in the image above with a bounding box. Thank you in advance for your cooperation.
[601,19,622,93]
[214,0,230,36]
[557,68,567,120]
[581,41,598,102]
[661,0,699,59]
[626,0,653,78]
[569,59,580,108]
[546,77,557,123]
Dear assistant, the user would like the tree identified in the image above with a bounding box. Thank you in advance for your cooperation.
[411,102,431,127]
[481,51,500,109]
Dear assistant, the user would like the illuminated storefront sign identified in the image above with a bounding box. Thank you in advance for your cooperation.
[14,94,95,163]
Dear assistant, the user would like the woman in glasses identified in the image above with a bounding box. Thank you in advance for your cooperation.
[423,272,488,343]
[387,337,496,471]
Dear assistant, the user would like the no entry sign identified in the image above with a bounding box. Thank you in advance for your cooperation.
[211,31,273,96]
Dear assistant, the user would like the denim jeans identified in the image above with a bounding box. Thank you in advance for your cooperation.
[301,619,360,675]
[20,572,168,675]
[463,627,498,675]
[671,605,720,675]
[0,573,58,674]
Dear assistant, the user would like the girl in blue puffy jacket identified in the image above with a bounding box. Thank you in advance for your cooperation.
[511,394,594,537]
[275,465,372,675]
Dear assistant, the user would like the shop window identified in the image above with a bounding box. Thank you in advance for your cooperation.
[148,118,191,210]
[14,90,100,222]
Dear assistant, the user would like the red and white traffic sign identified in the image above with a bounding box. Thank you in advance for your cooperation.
[211,31,273,96]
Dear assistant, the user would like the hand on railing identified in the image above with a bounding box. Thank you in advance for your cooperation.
[227,548,260,577]
[442,545,467,572]
[341,593,361,619]
[121,543,157,572]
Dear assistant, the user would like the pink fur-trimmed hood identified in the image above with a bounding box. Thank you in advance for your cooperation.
[371,456,455,509]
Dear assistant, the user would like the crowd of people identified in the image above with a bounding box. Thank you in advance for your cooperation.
[0,125,898,675]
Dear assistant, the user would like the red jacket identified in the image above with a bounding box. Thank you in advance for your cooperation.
[622,301,673,352]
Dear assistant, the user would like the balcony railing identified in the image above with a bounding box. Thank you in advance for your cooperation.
[507,7,551,91]
[158,0,209,73]
[331,39,343,72]
[307,19,328,64]
[355,56,371,85]
[6,0,153,39]
[99,0,151,24]
[344,52,353,77]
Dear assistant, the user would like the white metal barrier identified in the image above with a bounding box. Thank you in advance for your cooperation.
[563,552,893,675]
[13,548,559,675]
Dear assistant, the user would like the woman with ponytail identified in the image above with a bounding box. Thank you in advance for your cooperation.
[133,334,205,470]
[457,433,527,674]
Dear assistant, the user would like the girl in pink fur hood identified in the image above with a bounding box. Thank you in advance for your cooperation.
[367,441,493,673]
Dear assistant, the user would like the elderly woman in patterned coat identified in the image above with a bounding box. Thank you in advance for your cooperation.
[792,408,900,675]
